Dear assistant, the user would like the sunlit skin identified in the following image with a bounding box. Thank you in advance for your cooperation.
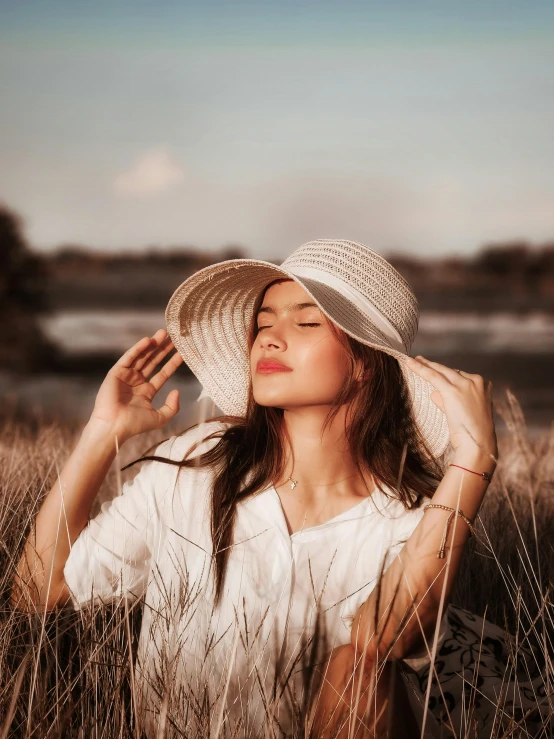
[251,279,351,411]
[249,278,378,537]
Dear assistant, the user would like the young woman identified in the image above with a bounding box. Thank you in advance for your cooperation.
[13,239,501,737]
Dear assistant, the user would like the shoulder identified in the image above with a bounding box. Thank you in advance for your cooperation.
[154,418,231,462]
[122,420,231,522]
[124,419,230,496]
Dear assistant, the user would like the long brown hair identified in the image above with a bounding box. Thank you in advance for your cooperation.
[124,278,446,608]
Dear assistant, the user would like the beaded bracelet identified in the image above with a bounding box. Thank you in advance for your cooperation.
[422,463,493,558]
[423,503,477,559]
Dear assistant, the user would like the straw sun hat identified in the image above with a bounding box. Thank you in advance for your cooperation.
[165,239,451,458]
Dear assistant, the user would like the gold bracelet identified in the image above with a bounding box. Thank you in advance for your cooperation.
[423,503,476,559]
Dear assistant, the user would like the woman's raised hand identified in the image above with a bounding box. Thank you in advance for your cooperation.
[405,354,498,462]
[89,328,184,443]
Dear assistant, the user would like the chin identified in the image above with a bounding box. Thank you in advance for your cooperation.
[254,391,320,410]
[253,394,286,408]
[252,388,296,407]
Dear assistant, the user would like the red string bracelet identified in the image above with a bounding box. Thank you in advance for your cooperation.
[450,463,494,482]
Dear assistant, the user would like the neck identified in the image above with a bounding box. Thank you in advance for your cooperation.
[277,405,374,501]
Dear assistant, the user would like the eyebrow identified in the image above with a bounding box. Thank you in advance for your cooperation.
[257,301,320,317]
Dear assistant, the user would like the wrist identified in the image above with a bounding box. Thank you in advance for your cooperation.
[451,446,497,476]
[84,417,130,449]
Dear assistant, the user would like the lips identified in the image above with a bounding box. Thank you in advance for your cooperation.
[256,359,292,373]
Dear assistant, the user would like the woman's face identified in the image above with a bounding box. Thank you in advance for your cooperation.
[250,279,352,410]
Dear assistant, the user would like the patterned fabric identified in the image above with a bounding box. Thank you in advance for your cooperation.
[400,604,551,738]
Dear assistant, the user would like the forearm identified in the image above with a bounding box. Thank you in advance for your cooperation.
[352,445,497,660]
[11,419,124,610]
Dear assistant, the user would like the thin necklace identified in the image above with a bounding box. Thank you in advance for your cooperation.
[286,473,359,490]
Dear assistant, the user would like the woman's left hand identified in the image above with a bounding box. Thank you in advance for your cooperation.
[405,355,498,460]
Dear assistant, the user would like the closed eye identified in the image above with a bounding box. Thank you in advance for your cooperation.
[257,323,321,331]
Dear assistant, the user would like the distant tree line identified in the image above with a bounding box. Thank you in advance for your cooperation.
[47,243,246,270]
[44,238,554,277]
[45,237,554,313]
[41,238,554,312]
[390,242,554,312]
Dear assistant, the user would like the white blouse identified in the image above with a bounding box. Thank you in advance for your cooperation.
[64,420,447,736]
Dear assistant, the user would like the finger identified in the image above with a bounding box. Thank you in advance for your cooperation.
[407,355,469,384]
[136,335,173,374]
[420,356,483,384]
[127,329,168,371]
[155,389,180,426]
[115,336,154,369]
[404,356,461,389]
[148,351,184,392]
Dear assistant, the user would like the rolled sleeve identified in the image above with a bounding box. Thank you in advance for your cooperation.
[63,421,228,610]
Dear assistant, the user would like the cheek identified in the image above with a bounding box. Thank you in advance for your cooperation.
[298,335,350,384]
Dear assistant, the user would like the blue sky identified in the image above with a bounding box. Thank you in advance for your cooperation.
[1,0,553,259]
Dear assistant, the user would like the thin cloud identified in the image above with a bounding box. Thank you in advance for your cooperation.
[112,147,185,198]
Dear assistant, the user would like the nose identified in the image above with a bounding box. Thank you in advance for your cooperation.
[258,324,286,351]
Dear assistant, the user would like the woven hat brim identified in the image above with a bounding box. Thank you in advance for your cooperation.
[165,259,451,458]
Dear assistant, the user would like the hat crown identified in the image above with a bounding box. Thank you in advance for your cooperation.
[281,239,420,352]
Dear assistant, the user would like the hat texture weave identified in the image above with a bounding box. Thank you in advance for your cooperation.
[165,239,451,458]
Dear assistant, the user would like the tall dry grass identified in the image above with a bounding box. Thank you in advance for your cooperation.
[0,388,552,738]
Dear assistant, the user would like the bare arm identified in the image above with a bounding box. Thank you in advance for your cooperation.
[11,329,183,612]
[11,421,121,610]
[351,356,498,661]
